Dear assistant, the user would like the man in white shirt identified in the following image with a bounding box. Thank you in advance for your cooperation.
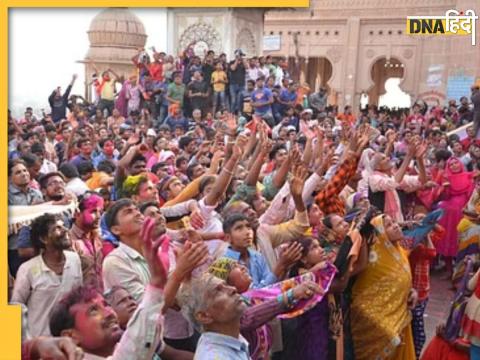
[58,163,90,197]
[49,217,168,360]
[31,142,57,175]
[102,199,201,352]
[11,213,83,336]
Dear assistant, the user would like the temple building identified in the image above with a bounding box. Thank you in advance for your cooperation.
[165,8,264,58]
[264,0,480,109]
[79,5,479,109]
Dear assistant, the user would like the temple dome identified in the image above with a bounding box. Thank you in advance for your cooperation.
[88,8,147,48]
[84,8,147,64]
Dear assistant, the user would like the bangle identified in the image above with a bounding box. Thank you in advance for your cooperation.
[223,168,234,176]
[287,289,295,306]
[277,294,284,305]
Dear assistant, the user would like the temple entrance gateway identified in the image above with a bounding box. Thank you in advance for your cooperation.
[367,57,404,105]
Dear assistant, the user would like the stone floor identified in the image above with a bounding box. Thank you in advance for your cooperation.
[423,270,456,343]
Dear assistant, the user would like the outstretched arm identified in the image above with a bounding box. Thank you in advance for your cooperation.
[204,135,248,206]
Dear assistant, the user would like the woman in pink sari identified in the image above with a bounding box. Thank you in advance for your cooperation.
[437,157,475,274]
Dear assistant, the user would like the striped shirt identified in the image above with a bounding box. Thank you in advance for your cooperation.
[316,156,359,216]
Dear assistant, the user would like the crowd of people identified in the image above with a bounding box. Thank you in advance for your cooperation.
[7,45,480,360]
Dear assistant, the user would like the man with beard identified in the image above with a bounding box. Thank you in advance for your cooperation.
[71,192,105,291]
[11,213,83,337]
[49,216,168,360]
[16,172,75,263]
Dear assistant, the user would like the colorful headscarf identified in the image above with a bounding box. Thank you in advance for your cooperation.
[208,257,237,281]
[445,157,474,195]
[122,175,147,197]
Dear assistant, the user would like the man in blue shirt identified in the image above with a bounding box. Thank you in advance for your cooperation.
[164,105,189,132]
[92,138,118,169]
[278,81,298,118]
[70,138,93,168]
[251,76,274,127]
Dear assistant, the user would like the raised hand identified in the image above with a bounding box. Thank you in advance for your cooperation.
[141,217,169,289]
[289,164,309,197]
[385,129,396,144]
[357,132,370,154]
[226,113,238,133]
[30,336,83,360]
[260,138,273,156]
[289,146,303,167]
[210,149,225,169]
[190,209,205,230]
[198,140,212,155]
[415,141,428,159]
[348,129,359,151]
[173,241,209,281]
[232,134,249,158]
[292,280,323,300]
[278,241,303,269]
[127,131,141,146]
[316,127,325,143]
[406,141,417,158]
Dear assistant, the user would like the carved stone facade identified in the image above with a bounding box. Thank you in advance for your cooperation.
[81,8,148,101]
[265,0,480,109]
[166,8,264,59]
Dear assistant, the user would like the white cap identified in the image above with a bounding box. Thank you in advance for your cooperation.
[147,129,157,137]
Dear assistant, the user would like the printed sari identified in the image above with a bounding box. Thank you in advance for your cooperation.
[453,190,480,286]
[351,215,416,360]
[244,263,337,360]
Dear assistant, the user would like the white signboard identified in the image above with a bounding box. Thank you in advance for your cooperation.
[263,35,281,51]
[426,64,444,88]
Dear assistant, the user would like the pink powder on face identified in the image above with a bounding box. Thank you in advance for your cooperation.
[81,195,104,227]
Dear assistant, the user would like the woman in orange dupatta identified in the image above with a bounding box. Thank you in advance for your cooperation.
[350,214,416,360]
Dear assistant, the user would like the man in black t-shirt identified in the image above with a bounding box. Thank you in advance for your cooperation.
[228,49,247,114]
[48,74,77,123]
[187,71,209,116]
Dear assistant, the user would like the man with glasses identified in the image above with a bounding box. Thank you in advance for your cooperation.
[16,172,75,264]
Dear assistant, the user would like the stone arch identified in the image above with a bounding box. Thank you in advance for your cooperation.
[178,22,222,55]
[366,56,408,105]
[236,28,256,56]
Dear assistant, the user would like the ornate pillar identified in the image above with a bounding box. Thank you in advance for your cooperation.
[341,17,361,109]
